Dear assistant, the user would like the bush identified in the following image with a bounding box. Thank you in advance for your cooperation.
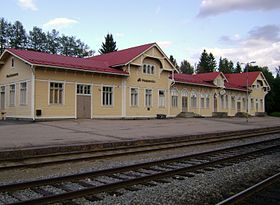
[269,112,280,117]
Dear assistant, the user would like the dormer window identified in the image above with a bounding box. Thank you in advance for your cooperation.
[11,57,15,68]
[143,64,155,74]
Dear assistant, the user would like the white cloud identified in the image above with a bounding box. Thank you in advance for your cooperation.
[115,33,125,38]
[198,0,280,17]
[43,18,78,29]
[17,0,37,11]
[157,41,173,48]
[188,24,280,73]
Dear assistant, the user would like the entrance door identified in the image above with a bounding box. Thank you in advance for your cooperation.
[237,102,241,112]
[214,97,217,112]
[182,97,188,112]
[77,84,91,119]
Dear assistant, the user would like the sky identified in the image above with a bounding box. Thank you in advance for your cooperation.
[1,0,280,74]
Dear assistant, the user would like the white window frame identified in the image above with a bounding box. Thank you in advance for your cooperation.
[130,87,139,107]
[77,84,91,96]
[171,88,178,108]
[49,81,64,105]
[191,92,197,108]
[231,96,235,110]
[200,94,205,109]
[145,89,153,107]
[158,89,165,108]
[9,84,16,107]
[205,94,210,109]
[102,85,114,107]
[0,86,5,110]
[143,64,155,75]
[20,82,27,105]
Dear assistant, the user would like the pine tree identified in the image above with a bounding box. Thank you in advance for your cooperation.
[208,52,216,72]
[228,60,234,73]
[0,18,10,54]
[46,29,60,54]
[169,55,179,68]
[235,61,242,73]
[180,60,194,74]
[28,26,47,52]
[99,33,117,54]
[196,49,209,73]
[218,57,232,73]
[8,21,27,49]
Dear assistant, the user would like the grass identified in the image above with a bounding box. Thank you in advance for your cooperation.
[269,112,280,117]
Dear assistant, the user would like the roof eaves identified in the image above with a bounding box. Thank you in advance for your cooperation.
[33,63,129,77]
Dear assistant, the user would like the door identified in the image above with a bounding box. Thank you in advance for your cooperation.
[182,97,188,112]
[237,102,241,112]
[77,84,91,119]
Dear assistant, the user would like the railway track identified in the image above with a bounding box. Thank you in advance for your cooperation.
[216,171,280,205]
[1,126,280,171]
[0,138,280,205]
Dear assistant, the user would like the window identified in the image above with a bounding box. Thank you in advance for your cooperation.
[260,99,263,111]
[0,86,5,110]
[205,94,210,108]
[143,64,155,74]
[191,92,197,108]
[200,94,205,108]
[171,89,178,107]
[242,98,246,111]
[77,84,91,95]
[225,95,228,109]
[251,98,254,110]
[9,84,15,106]
[145,89,152,107]
[158,90,165,107]
[102,86,113,106]
[50,82,63,104]
[221,95,224,109]
[20,82,27,105]
[231,96,235,109]
[11,57,15,68]
[130,88,138,107]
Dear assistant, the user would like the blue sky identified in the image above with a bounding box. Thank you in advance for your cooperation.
[1,0,280,73]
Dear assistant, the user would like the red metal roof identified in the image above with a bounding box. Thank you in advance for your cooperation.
[88,43,155,67]
[5,48,129,76]
[224,72,261,87]
[193,72,221,82]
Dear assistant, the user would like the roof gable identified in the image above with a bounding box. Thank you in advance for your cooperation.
[88,43,155,67]
[224,71,261,87]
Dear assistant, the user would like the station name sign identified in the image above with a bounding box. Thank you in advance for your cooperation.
[137,78,156,83]
[6,73,19,78]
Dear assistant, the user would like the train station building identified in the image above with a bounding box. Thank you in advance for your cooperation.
[0,43,270,120]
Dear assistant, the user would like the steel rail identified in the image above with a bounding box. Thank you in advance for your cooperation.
[4,144,280,205]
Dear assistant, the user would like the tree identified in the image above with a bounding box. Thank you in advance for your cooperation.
[196,50,216,73]
[8,20,27,49]
[169,55,179,69]
[46,29,60,54]
[234,61,242,73]
[28,26,47,52]
[218,57,232,73]
[99,33,117,54]
[180,60,194,74]
[208,52,216,72]
[0,18,11,54]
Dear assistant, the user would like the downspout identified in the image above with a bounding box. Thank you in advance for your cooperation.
[31,65,35,121]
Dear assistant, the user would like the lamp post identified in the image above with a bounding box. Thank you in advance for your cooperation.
[241,61,256,123]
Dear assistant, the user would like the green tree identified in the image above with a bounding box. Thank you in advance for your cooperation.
[234,61,242,73]
[180,60,194,74]
[197,50,216,73]
[8,20,27,49]
[28,26,47,52]
[218,57,232,73]
[273,66,280,112]
[208,52,216,72]
[46,29,60,54]
[169,55,179,69]
[99,33,117,54]
[0,18,11,54]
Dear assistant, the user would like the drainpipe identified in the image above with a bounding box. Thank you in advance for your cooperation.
[31,65,35,121]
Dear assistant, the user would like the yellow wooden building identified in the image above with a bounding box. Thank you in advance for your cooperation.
[0,43,270,120]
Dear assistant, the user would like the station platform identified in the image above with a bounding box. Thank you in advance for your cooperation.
[0,117,280,158]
